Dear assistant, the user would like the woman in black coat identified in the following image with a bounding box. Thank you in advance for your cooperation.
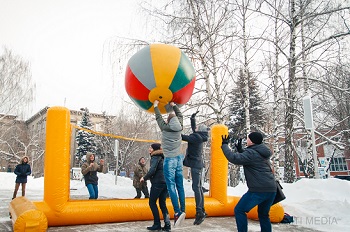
[12,156,31,199]
[141,143,171,232]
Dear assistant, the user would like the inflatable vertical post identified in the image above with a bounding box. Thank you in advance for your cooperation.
[44,107,71,210]
[210,125,228,204]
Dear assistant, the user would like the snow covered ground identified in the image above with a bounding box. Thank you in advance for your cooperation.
[1,172,349,231]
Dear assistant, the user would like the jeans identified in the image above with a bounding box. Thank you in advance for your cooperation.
[163,155,185,214]
[86,183,98,199]
[234,191,276,232]
[149,183,170,225]
[191,167,204,214]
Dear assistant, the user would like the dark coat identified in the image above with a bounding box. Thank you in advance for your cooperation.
[14,156,31,183]
[221,143,276,192]
[81,153,104,186]
[181,117,209,169]
[143,149,166,185]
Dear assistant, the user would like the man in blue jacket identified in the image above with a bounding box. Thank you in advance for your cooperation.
[221,131,276,232]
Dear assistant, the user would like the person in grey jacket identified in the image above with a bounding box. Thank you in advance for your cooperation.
[181,111,209,225]
[221,131,276,232]
[154,100,186,227]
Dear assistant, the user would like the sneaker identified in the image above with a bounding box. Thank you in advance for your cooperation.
[174,212,186,227]
[147,224,161,231]
[162,222,171,231]
[193,212,205,225]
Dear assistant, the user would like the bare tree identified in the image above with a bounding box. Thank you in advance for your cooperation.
[0,47,35,119]
[139,0,239,123]
[260,0,350,182]
[111,105,159,176]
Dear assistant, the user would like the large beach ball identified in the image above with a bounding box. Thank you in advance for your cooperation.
[125,44,196,114]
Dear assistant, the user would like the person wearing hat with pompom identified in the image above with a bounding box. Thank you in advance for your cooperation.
[181,111,209,225]
[140,143,171,231]
[221,131,277,232]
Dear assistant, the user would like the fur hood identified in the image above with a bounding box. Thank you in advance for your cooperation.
[150,149,164,158]
[86,152,95,163]
[20,156,29,164]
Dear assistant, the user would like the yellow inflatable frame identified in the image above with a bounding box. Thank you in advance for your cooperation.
[9,106,284,230]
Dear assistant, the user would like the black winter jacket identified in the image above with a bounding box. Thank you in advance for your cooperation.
[181,117,209,169]
[143,149,166,185]
[14,156,31,183]
[221,143,276,192]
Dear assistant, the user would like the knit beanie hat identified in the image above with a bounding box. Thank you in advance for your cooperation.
[248,132,263,144]
[151,143,161,151]
[197,124,208,132]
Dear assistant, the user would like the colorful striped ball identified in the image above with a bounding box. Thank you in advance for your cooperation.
[125,44,196,114]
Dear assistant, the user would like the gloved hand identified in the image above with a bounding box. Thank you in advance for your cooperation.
[235,138,242,151]
[154,100,159,107]
[221,135,230,145]
[191,111,199,119]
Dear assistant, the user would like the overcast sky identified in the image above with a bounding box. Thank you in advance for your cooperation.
[0,0,146,118]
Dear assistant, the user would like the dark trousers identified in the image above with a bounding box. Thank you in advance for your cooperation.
[149,183,170,225]
[191,167,205,214]
[234,191,276,232]
[135,184,149,198]
[13,183,26,199]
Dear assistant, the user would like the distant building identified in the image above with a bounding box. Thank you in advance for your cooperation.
[1,107,115,176]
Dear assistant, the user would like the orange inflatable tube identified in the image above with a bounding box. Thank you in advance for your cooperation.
[10,106,284,229]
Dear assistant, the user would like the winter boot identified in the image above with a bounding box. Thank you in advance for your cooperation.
[193,212,205,225]
[147,223,161,231]
[162,222,171,231]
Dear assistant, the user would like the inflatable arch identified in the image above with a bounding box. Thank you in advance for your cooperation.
[9,106,284,230]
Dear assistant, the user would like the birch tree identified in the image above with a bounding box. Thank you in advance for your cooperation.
[260,0,350,182]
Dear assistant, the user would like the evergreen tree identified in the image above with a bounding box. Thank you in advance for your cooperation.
[226,69,266,187]
[75,108,96,166]
[227,69,266,139]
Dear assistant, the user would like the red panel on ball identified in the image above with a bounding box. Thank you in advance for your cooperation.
[125,65,150,101]
[172,77,196,104]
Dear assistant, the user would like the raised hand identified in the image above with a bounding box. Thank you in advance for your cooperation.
[221,135,230,145]
[235,138,242,151]
[191,111,199,119]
